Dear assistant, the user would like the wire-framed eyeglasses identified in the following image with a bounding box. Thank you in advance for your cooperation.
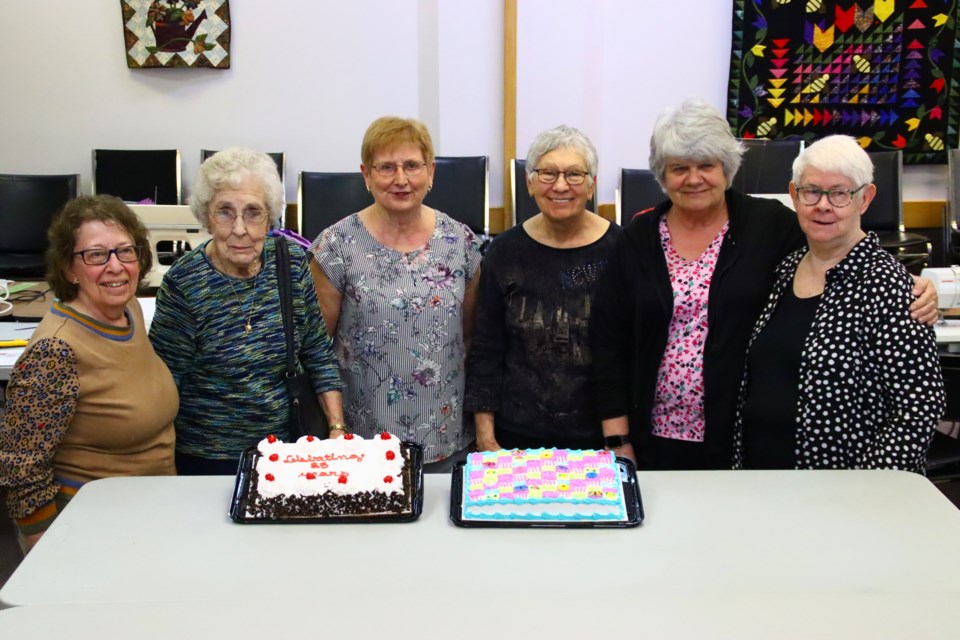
[73,246,141,266]
[212,207,267,226]
[371,161,428,177]
[533,168,590,186]
[795,185,866,208]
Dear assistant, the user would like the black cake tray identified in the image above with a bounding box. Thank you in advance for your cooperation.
[449,456,643,529]
[230,441,424,524]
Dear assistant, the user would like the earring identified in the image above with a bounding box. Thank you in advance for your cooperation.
[73,279,79,285]
[427,184,433,193]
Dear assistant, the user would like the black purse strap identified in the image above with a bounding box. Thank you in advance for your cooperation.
[274,237,298,378]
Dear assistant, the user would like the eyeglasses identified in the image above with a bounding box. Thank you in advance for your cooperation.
[73,246,141,266]
[211,207,267,226]
[796,185,866,208]
[371,161,428,177]
[533,168,590,186]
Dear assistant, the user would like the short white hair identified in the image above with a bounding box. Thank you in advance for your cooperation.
[190,147,284,227]
[791,135,874,187]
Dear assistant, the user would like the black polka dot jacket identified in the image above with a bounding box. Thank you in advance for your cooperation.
[733,233,945,473]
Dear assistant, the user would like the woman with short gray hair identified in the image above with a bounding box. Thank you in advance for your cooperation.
[733,135,944,471]
[465,125,616,451]
[150,148,344,475]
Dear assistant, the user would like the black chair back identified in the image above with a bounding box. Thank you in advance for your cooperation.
[732,139,803,194]
[298,171,373,241]
[93,149,181,205]
[618,168,664,225]
[512,158,597,226]
[423,156,488,235]
[863,150,903,232]
[0,173,79,278]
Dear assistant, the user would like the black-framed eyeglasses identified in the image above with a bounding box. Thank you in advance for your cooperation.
[211,207,267,226]
[533,168,590,186]
[796,185,866,208]
[73,246,141,266]
[371,161,428,177]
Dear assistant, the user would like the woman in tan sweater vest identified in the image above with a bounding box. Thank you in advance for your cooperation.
[0,195,178,553]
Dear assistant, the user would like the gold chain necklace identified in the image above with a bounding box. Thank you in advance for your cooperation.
[219,258,261,335]
[224,277,257,334]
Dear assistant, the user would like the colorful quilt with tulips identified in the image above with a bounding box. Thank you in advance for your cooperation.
[727,0,960,164]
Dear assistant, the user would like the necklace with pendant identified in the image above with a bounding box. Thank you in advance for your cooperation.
[221,260,261,335]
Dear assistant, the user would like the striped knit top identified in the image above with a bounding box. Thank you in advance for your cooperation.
[311,211,483,463]
[149,236,342,460]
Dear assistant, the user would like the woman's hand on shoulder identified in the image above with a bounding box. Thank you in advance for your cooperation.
[909,275,939,326]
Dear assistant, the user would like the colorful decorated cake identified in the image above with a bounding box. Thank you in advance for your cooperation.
[244,433,414,519]
[461,448,627,522]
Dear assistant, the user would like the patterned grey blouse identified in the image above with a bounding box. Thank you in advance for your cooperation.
[311,211,483,463]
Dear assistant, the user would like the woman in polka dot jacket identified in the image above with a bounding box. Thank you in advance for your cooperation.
[733,135,945,472]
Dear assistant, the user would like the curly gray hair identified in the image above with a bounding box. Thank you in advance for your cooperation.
[190,147,283,227]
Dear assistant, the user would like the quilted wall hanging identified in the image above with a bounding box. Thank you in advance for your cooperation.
[727,0,960,164]
[122,0,231,69]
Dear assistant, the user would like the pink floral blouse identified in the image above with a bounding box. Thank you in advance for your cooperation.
[651,215,729,442]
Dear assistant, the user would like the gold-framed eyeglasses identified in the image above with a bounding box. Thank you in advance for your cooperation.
[533,168,589,186]
[371,161,428,177]
[796,185,866,208]
[73,246,141,266]
[212,207,267,226]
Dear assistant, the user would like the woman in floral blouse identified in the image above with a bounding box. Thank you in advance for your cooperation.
[733,135,945,472]
[310,117,482,470]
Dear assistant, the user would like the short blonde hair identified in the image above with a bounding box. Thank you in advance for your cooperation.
[361,116,435,167]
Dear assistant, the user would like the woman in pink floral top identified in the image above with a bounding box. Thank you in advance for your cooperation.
[591,100,937,470]
[311,117,482,471]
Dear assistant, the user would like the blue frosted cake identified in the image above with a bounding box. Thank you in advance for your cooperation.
[461,448,627,522]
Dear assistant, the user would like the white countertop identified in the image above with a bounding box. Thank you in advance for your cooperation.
[3,470,959,639]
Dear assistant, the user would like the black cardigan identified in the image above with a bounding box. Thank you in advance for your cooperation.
[590,190,804,469]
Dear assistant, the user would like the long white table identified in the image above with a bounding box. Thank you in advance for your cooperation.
[2,471,960,637]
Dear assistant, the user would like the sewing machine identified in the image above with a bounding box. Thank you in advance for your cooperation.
[921,266,960,350]
[128,204,211,289]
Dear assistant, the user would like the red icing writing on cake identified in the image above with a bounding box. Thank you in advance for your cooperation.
[283,452,365,465]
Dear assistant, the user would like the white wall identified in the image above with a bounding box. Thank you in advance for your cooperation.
[0,0,503,206]
[0,0,946,212]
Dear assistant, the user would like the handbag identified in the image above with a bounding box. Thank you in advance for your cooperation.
[275,237,328,439]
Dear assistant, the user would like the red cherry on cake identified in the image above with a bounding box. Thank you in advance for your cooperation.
[306,473,316,480]
[265,473,275,481]
[269,453,279,462]
[386,450,396,461]
[338,474,348,484]
[344,434,355,440]
[267,434,277,443]
[380,432,391,440]
[383,475,394,483]
[306,435,315,442]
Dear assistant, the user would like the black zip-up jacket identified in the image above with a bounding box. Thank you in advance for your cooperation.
[590,190,804,469]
